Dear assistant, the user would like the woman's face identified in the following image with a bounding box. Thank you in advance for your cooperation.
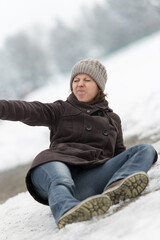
[72,74,99,102]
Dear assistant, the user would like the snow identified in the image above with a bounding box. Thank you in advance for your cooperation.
[0,162,160,240]
[0,32,160,239]
[105,32,160,139]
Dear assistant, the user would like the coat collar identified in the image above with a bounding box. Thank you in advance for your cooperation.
[67,93,113,115]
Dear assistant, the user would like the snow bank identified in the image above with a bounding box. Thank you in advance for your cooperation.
[105,31,160,140]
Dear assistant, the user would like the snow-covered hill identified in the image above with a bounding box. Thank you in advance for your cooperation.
[0,32,160,239]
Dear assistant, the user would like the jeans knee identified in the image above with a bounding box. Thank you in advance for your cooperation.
[138,143,156,154]
[49,176,75,193]
[137,143,157,163]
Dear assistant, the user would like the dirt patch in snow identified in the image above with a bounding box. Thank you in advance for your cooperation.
[0,163,30,204]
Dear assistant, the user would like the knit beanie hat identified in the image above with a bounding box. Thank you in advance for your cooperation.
[70,58,107,92]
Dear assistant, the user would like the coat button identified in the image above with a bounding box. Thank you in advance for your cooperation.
[85,125,92,131]
[87,110,91,113]
[97,110,104,116]
[103,129,108,136]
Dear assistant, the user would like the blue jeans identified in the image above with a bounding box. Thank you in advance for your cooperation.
[31,144,156,224]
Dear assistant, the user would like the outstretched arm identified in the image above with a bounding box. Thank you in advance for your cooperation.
[0,99,62,127]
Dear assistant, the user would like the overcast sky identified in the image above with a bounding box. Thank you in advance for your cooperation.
[0,0,104,48]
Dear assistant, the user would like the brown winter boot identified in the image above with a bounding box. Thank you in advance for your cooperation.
[103,172,149,205]
[58,194,111,229]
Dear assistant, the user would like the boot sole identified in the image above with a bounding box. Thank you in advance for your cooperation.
[58,195,111,229]
[103,172,149,204]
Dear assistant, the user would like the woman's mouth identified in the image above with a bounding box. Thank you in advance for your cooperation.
[77,90,86,95]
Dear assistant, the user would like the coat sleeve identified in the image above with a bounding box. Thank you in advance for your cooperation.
[109,112,126,156]
[0,100,63,127]
[114,115,126,155]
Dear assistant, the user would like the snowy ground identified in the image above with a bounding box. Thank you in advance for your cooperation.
[0,32,160,239]
[0,159,160,240]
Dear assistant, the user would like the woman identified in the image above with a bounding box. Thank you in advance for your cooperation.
[0,58,157,229]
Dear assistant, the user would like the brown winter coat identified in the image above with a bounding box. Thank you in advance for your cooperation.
[0,93,126,204]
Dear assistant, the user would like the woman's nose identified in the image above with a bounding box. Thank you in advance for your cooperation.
[78,80,84,86]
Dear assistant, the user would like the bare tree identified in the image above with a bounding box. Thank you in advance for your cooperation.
[0,33,51,99]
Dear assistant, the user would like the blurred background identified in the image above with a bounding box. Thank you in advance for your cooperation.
[0,0,160,203]
[0,0,160,99]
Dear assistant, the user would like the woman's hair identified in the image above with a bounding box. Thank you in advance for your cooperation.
[89,89,107,104]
